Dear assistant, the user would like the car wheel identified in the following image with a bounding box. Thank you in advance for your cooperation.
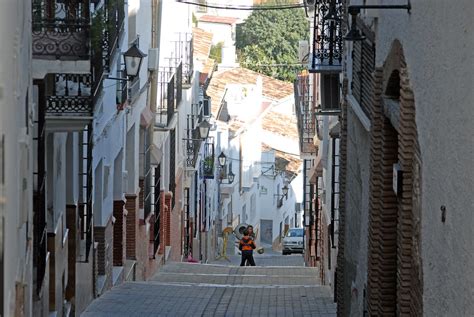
[282,251,287,255]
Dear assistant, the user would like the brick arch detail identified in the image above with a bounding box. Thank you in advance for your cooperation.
[366,40,423,316]
[366,67,400,315]
[398,65,423,316]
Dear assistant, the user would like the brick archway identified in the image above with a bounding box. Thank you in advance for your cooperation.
[367,40,423,316]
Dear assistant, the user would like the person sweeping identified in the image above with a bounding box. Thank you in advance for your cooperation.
[239,229,256,266]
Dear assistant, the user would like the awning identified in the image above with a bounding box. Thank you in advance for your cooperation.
[329,122,340,138]
[140,106,154,128]
[308,154,323,184]
[150,144,162,166]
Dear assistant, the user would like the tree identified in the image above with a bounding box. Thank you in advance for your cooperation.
[236,7,309,82]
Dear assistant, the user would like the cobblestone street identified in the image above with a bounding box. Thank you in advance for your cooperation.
[82,255,336,317]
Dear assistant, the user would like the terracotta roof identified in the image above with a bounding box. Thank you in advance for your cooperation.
[206,68,293,116]
[261,109,298,139]
[192,27,213,61]
[262,143,302,176]
[199,15,239,25]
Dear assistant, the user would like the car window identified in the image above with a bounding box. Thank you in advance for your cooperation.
[287,229,303,237]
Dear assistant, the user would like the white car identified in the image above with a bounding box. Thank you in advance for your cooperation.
[282,228,304,255]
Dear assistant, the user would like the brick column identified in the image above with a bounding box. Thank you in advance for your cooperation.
[164,192,173,246]
[113,200,126,266]
[159,191,167,254]
[336,78,347,314]
[94,217,113,291]
[125,194,138,259]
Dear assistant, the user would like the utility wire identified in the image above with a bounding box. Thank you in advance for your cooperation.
[176,0,305,10]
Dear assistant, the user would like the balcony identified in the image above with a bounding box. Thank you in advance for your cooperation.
[44,73,93,131]
[294,73,317,156]
[202,141,215,179]
[308,0,343,74]
[184,103,205,169]
[32,0,91,74]
[156,68,178,127]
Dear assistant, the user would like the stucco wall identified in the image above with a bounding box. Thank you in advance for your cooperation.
[361,1,474,314]
[343,106,371,316]
[0,0,34,315]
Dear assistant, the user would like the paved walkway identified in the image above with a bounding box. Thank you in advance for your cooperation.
[83,258,336,316]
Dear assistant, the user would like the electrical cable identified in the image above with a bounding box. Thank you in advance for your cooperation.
[176,0,305,10]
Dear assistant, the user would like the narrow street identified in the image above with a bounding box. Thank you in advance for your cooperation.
[82,253,336,316]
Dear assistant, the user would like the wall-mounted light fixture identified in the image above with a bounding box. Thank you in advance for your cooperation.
[107,43,148,81]
[344,3,411,41]
[217,152,234,184]
[274,185,289,200]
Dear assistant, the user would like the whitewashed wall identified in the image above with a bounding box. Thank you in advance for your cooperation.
[0,0,33,315]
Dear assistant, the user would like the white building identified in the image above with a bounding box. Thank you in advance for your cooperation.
[0,1,34,315]
[206,67,302,254]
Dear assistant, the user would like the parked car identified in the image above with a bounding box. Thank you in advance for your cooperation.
[282,228,304,255]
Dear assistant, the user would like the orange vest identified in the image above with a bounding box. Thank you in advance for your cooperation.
[239,237,256,251]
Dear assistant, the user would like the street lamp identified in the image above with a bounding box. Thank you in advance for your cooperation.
[123,43,148,78]
[344,4,411,41]
[218,152,227,168]
[198,120,211,140]
[274,184,289,199]
[227,170,235,184]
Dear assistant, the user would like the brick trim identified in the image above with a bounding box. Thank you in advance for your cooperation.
[336,77,349,316]
[364,45,423,316]
[397,66,423,316]
[366,68,399,315]
[125,194,138,259]
[113,200,126,266]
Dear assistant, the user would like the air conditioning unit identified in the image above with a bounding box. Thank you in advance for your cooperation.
[148,48,159,71]
[320,73,340,111]
[298,41,310,64]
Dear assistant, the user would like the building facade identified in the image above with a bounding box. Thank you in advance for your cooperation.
[0,1,34,316]
[336,1,474,316]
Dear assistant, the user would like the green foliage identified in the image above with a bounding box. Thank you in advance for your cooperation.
[236,8,309,82]
[91,9,105,53]
[210,42,224,63]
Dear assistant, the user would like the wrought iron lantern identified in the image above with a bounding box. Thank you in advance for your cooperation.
[218,152,227,168]
[124,43,147,78]
[274,184,289,199]
[344,4,411,41]
[198,120,211,140]
[227,170,235,184]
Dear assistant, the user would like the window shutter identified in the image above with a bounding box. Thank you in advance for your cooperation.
[352,39,375,118]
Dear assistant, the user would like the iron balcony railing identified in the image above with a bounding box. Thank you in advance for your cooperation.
[309,0,343,73]
[91,0,125,101]
[294,73,317,156]
[32,0,91,59]
[167,33,194,86]
[156,68,177,127]
[202,141,215,179]
[185,103,205,168]
[45,73,93,117]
